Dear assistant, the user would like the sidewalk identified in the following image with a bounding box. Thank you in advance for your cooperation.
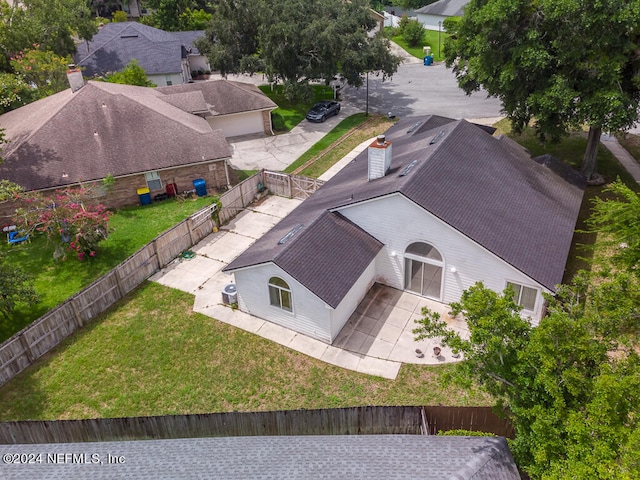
[600,134,640,183]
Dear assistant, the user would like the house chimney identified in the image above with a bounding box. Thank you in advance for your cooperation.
[368,135,392,181]
[66,64,85,93]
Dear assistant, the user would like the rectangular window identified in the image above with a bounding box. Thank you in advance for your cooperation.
[506,282,537,311]
[145,171,162,191]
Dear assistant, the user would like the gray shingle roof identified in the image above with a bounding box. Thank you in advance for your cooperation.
[415,0,470,16]
[157,80,277,116]
[0,82,232,191]
[225,116,585,294]
[0,435,520,480]
[75,23,204,77]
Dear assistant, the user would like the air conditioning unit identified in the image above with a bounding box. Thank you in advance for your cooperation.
[221,283,237,305]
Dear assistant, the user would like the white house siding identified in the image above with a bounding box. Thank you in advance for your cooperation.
[188,55,211,73]
[416,14,448,31]
[148,72,184,87]
[208,112,265,138]
[336,193,549,324]
[233,263,333,343]
[328,258,378,341]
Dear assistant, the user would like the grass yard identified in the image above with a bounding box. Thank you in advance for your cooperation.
[0,282,492,421]
[259,84,337,132]
[0,196,215,341]
[285,114,395,177]
[389,29,448,62]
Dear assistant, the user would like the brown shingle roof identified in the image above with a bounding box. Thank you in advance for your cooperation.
[0,82,232,191]
[225,116,585,297]
[157,80,277,116]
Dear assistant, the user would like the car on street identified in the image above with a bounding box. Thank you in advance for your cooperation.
[306,100,341,122]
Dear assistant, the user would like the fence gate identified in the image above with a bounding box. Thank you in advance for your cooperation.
[264,171,291,198]
[291,175,324,199]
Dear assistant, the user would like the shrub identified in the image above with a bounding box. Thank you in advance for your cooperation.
[403,19,425,47]
[397,14,412,36]
[112,10,127,22]
[271,112,287,132]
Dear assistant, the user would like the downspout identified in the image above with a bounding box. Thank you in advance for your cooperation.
[224,158,231,189]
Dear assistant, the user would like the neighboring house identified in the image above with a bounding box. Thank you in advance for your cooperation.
[75,22,209,86]
[0,76,232,221]
[415,0,470,30]
[157,80,277,138]
[224,115,585,344]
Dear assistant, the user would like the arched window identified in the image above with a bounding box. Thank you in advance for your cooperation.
[404,242,444,300]
[268,277,292,312]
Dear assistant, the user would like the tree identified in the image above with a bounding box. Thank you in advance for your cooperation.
[10,47,71,97]
[402,18,425,48]
[0,72,37,113]
[14,186,110,261]
[141,0,213,32]
[103,59,156,86]
[0,261,39,320]
[197,0,400,101]
[413,277,640,479]
[444,0,640,181]
[0,0,97,71]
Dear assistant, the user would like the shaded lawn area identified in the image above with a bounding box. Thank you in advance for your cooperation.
[494,119,640,280]
[616,133,640,164]
[0,197,215,341]
[259,84,336,132]
[0,282,492,421]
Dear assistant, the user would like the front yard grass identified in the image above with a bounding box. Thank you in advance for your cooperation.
[0,282,492,421]
[0,196,215,341]
[390,29,448,62]
[259,84,336,132]
[284,113,395,177]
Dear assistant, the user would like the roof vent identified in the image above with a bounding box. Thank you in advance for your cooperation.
[120,34,139,38]
[429,130,446,144]
[399,160,418,177]
[278,224,303,245]
[407,121,423,134]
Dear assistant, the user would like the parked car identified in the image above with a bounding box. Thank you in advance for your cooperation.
[306,100,341,122]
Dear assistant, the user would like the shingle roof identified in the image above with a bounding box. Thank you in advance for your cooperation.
[415,0,470,16]
[75,22,204,77]
[0,435,520,479]
[0,81,232,191]
[157,80,278,116]
[225,116,585,295]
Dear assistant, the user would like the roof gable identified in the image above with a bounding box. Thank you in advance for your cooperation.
[75,23,204,77]
[157,80,277,116]
[415,0,470,16]
[0,82,232,191]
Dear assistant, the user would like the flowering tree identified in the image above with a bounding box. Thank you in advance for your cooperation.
[9,47,71,98]
[14,186,110,261]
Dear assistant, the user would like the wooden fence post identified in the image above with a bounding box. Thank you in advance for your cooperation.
[18,334,35,364]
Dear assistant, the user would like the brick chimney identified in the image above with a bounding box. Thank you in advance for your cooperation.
[66,64,85,93]
[368,135,392,181]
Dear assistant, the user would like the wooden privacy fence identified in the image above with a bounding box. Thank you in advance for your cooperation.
[0,406,423,444]
[0,170,324,388]
[0,406,514,444]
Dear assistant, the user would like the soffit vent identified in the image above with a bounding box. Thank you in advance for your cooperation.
[278,224,303,245]
[429,130,446,144]
[399,159,419,177]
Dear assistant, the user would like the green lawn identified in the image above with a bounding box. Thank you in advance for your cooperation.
[0,282,491,421]
[390,29,449,62]
[259,84,337,132]
[0,196,215,341]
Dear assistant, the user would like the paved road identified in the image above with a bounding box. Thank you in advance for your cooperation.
[340,61,503,120]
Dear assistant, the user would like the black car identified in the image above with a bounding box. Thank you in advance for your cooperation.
[306,100,341,122]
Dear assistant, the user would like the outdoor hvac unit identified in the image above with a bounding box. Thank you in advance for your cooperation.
[221,283,237,305]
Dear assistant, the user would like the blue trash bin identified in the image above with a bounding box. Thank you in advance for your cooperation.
[192,178,207,197]
[137,187,152,205]
[423,55,433,66]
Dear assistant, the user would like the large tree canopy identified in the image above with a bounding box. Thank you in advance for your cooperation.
[197,0,400,101]
[445,0,640,180]
[0,0,97,71]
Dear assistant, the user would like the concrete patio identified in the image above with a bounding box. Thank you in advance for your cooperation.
[150,195,468,380]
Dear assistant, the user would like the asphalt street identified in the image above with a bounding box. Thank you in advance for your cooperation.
[340,61,503,120]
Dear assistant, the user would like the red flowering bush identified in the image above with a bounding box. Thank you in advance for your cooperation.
[14,186,110,261]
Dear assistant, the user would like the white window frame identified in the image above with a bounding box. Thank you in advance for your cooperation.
[145,171,162,191]
[268,277,293,313]
[506,281,538,311]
